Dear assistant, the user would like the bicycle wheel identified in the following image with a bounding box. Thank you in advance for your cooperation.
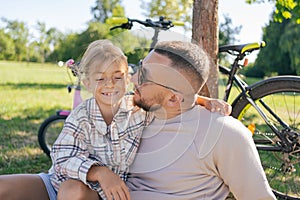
[231,76,300,200]
[38,115,67,157]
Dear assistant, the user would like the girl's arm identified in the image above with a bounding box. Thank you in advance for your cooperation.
[196,95,232,116]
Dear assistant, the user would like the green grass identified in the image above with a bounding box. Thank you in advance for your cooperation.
[0,61,91,174]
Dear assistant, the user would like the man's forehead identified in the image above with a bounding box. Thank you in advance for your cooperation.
[143,51,171,66]
[142,51,178,78]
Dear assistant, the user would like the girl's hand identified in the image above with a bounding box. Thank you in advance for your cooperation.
[88,166,131,200]
[196,95,232,116]
[204,99,232,116]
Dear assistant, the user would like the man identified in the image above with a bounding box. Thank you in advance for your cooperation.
[127,41,276,200]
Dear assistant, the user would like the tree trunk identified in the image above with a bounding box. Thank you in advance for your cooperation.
[192,0,219,98]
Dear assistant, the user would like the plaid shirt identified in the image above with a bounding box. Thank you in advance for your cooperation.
[49,95,152,199]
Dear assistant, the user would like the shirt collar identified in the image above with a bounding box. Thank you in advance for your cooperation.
[88,95,135,135]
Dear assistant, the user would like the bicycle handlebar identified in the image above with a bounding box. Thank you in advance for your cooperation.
[64,59,80,77]
[106,16,184,31]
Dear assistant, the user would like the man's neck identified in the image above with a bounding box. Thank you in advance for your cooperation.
[153,104,194,120]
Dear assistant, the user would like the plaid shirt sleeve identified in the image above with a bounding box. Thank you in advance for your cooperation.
[50,101,105,186]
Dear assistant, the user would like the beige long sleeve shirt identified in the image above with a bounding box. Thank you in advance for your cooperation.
[127,105,276,200]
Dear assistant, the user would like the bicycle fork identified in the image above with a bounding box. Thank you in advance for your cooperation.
[57,85,82,117]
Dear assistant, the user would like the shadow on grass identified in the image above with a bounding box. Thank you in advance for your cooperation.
[0,116,40,148]
[0,107,60,173]
[0,106,64,147]
[0,147,52,174]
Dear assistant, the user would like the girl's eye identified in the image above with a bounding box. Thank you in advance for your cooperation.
[96,78,104,82]
[114,76,123,80]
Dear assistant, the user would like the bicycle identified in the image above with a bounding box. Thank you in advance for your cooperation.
[218,42,300,200]
[38,59,83,157]
[108,17,300,199]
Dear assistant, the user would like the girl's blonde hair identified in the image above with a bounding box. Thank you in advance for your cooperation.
[79,39,128,80]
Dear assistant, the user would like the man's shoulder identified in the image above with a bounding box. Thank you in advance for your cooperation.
[191,105,234,124]
[192,106,252,158]
[207,111,252,140]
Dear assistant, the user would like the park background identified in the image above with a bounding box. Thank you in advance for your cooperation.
[0,0,299,175]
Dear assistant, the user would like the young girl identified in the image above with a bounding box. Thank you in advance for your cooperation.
[0,39,230,200]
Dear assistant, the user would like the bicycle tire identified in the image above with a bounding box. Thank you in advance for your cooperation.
[231,76,300,200]
[38,115,67,157]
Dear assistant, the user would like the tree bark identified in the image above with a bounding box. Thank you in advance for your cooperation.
[192,0,219,98]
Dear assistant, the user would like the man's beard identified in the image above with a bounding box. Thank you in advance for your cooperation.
[133,97,161,112]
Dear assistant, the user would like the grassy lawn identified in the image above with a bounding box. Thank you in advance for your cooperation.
[0,61,89,174]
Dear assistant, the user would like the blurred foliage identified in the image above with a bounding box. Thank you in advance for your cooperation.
[141,0,193,30]
[246,0,300,24]
[2,0,298,78]
[91,0,123,23]
[0,0,240,67]
[248,11,299,77]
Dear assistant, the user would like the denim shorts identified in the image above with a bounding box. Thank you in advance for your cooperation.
[38,173,57,200]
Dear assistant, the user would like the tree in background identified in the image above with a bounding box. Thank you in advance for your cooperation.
[0,18,63,63]
[250,12,299,77]
[48,33,79,62]
[35,22,62,63]
[246,0,300,23]
[72,21,111,57]
[141,0,193,30]
[278,19,300,75]
[0,28,15,60]
[192,0,219,97]
[91,0,123,23]
[2,18,29,62]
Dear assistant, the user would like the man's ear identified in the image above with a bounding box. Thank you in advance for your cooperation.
[167,92,184,107]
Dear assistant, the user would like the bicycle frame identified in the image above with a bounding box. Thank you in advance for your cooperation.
[57,60,83,116]
[220,62,295,152]
[72,84,83,109]
[38,59,83,157]
[56,85,82,117]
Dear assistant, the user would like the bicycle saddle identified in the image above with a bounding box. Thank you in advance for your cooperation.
[219,41,266,54]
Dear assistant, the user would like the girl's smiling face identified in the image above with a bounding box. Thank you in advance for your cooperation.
[84,60,129,108]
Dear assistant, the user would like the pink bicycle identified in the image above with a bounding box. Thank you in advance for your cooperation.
[38,59,83,157]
